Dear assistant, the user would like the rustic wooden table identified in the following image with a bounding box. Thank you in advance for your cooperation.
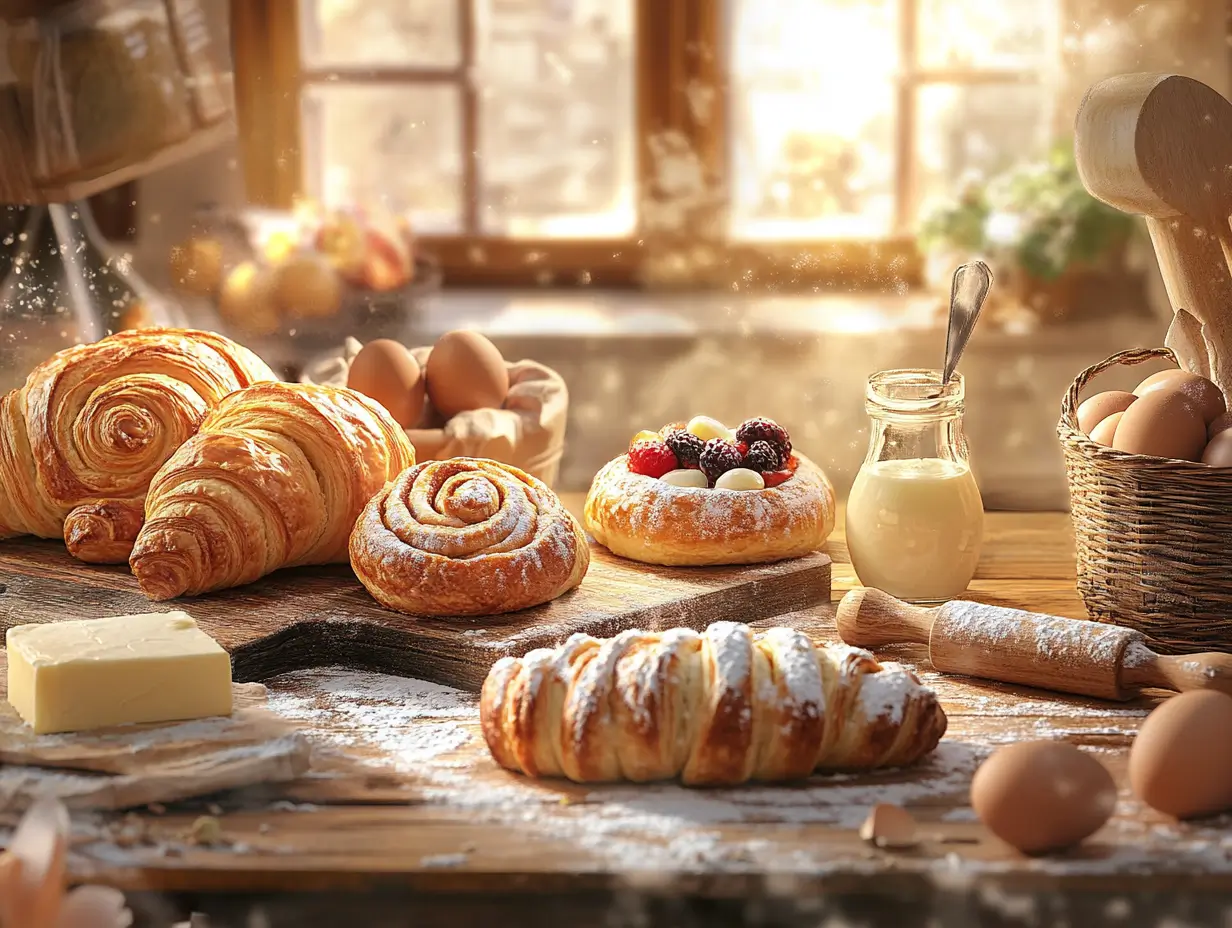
[4,498,1232,927]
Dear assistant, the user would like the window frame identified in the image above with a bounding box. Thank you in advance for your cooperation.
[230,0,1051,290]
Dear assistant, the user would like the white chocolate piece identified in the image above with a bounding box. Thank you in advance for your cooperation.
[6,612,233,734]
[660,468,708,488]
[715,467,766,491]
[686,416,735,443]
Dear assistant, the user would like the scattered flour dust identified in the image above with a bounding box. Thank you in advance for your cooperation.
[258,667,1232,878]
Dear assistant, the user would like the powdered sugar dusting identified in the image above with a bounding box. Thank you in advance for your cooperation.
[755,627,823,715]
[1120,640,1156,669]
[854,663,913,727]
[706,622,752,706]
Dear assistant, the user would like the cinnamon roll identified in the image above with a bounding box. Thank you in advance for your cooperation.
[350,458,590,617]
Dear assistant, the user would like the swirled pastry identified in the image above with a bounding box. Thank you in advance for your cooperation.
[350,457,589,616]
[481,622,947,785]
[129,382,415,600]
[585,418,835,567]
[0,328,274,563]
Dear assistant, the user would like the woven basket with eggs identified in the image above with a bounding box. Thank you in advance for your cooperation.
[303,333,568,488]
[1059,347,1232,654]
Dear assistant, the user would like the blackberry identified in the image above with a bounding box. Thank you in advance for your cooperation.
[745,440,783,473]
[664,429,705,468]
[735,417,792,458]
[699,438,745,482]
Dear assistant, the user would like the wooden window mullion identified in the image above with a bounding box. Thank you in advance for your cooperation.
[460,0,480,235]
[894,0,919,235]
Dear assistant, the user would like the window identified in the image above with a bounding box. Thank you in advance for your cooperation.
[232,0,1059,288]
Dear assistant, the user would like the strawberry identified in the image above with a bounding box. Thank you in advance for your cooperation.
[785,454,799,473]
[630,429,660,448]
[761,469,793,488]
[628,440,679,478]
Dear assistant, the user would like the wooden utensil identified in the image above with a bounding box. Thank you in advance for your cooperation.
[1075,73,1232,390]
[835,587,1232,701]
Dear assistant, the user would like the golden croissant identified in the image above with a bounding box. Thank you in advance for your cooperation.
[0,328,274,563]
[129,381,415,600]
[350,457,589,616]
[481,622,947,785]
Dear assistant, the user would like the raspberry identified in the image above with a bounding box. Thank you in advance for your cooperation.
[628,440,679,478]
[664,429,705,468]
[699,438,745,482]
[736,418,792,459]
[745,440,783,472]
[762,469,793,488]
[785,454,799,473]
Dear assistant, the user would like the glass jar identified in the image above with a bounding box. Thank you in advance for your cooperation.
[845,369,984,603]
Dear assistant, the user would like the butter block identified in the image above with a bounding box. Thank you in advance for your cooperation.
[6,612,232,734]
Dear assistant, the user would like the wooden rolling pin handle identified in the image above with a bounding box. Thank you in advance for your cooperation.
[1120,651,1232,699]
[835,588,935,648]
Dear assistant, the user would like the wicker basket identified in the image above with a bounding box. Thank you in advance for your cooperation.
[1059,346,1232,653]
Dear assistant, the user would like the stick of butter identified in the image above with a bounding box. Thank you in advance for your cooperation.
[6,612,233,734]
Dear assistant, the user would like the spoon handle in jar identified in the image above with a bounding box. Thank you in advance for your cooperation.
[943,261,993,386]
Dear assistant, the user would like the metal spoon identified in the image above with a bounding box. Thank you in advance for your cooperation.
[942,260,993,387]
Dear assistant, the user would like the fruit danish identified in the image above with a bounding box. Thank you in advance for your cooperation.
[584,417,835,566]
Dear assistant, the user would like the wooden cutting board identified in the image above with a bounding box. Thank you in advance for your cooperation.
[0,664,311,812]
[0,540,831,692]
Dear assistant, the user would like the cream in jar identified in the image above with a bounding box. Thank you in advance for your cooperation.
[845,369,984,603]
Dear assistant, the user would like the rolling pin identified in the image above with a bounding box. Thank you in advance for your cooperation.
[835,587,1232,701]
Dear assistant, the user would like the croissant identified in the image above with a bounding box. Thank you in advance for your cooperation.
[0,328,274,563]
[481,622,947,786]
[350,457,589,616]
[129,382,415,600]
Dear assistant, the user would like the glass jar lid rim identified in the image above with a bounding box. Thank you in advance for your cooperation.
[866,368,964,411]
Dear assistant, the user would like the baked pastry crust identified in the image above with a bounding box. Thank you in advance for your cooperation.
[583,452,835,566]
[130,382,415,600]
[481,622,947,785]
[351,457,589,616]
[0,328,274,563]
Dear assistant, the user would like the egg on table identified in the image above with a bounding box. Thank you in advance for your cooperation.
[1129,690,1232,819]
[425,330,510,419]
[1077,391,1137,435]
[1134,369,1226,425]
[1112,389,1207,460]
[346,339,426,428]
[970,740,1116,854]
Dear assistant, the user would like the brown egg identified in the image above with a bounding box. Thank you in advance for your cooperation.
[346,339,425,428]
[1129,691,1232,819]
[1112,389,1207,460]
[274,253,344,319]
[425,330,509,419]
[971,741,1116,855]
[170,237,224,296]
[1135,369,1226,424]
[1088,411,1123,447]
[1203,430,1232,467]
[1209,411,1232,441]
[1077,391,1137,435]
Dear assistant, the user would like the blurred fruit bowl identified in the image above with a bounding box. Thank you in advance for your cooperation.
[169,201,441,373]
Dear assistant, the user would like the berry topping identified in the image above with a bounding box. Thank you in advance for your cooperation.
[761,469,792,488]
[659,421,687,437]
[745,440,783,472]
[628,440,679,478]
[687,415,736,443]
[699,438,745,482]
[784,454,799,473]
[630,429,660,447]
[664,429,706,468]
[736,417,792,458]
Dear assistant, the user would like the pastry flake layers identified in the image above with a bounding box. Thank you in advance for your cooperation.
[129,382,416,600]
[350,457,590,616]
[6,612,232,734]
[584,453,835,566]
[0,329,275,564]
[481,622,946,785]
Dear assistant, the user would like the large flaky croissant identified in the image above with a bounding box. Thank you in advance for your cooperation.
[350,457,589,617]
[482,622,947,786]
[129,381,415,600]
[0,328,274,563]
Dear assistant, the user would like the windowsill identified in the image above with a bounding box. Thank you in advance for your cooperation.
[414,288,1163,345]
